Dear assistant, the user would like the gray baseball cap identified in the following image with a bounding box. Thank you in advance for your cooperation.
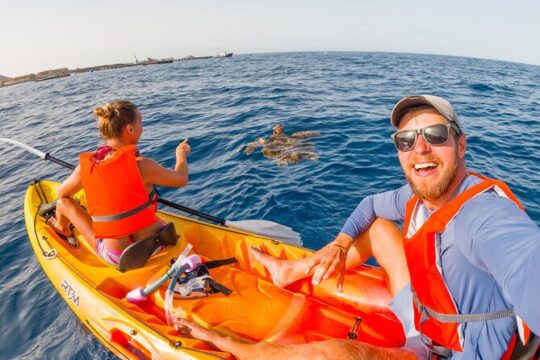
[390,95,462,132]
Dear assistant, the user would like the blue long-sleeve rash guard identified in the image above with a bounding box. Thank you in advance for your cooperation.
[340,174,540,358]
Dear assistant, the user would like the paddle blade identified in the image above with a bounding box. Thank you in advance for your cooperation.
[224,219,302,246]
[0,138,47,159]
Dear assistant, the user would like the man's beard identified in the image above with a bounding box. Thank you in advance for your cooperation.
[405,156,458,201]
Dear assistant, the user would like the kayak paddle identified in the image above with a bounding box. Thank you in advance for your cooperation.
[0,138,302,245]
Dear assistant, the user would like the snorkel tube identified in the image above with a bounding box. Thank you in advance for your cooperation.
[165,253,201,325]
[126,243,198,304]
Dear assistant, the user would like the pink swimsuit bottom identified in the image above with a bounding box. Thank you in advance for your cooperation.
[96,239,125,266]
[96,238,165,266]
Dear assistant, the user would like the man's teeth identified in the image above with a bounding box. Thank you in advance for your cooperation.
[414,162,437,170]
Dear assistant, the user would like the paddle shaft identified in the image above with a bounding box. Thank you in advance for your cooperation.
[156,197,225,225]
[46,154,76,171]
[45,153,227,225]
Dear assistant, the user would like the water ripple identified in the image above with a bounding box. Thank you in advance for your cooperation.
[1,52,539,358]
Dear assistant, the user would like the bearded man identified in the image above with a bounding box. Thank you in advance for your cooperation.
[176,95,540,359]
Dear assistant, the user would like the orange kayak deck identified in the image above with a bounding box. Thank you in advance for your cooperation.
[25,181,405,359]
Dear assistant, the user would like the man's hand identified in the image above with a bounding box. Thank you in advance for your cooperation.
[308,233,353,292]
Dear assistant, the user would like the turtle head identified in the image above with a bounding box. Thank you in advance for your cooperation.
[273,123,283,135]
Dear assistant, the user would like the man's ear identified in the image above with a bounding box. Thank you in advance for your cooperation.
[458,133,467,158]
[126,124,135,134]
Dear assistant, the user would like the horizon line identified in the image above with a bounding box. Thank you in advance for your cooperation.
[2,50,539,79]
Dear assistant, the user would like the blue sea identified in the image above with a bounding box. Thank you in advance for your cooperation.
[0,52,539,359]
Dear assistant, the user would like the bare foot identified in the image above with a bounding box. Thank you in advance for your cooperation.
[248,246,298,288]
[45,216,71,237]
[174,318,219,344]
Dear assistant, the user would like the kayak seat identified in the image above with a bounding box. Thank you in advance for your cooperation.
[118,222,178,273]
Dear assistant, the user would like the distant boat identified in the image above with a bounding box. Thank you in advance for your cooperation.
[216,51,233,58]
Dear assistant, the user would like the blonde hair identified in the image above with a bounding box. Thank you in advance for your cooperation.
[93,100,138,139]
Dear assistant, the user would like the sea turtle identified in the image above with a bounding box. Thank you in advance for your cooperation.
[244,124,320,166]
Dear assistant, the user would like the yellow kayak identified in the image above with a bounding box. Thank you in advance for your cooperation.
[25,180,405,359]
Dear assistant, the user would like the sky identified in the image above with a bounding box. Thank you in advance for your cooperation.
[1,0,539,78]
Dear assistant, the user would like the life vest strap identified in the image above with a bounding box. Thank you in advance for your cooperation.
[423,338,453,359]
[92,189,156,222]
[204,257,238,269]
[205,277,233,296]
[414,291,514,324]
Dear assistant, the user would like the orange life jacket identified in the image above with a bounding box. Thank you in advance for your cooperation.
[80,145,157,238]
[403,172,535,357]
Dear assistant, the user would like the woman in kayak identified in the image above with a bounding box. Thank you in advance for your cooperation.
[44,100,190,266]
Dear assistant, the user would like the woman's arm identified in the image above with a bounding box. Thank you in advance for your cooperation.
[57,165,83,198]
[139,139,190,188]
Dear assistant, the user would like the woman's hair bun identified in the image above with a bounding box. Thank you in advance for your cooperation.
[93,100,138,139]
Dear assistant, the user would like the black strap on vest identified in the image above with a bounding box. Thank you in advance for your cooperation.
[117,222,177,272]
[508,334,540,360]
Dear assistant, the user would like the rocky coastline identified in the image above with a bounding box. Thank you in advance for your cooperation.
[1,52,233,88]
[0,62,138,88]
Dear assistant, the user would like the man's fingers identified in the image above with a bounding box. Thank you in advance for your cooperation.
[312,258,333,285]
[311,264,326,285]
[337,266,346,293]
[322,259,339,281]
[313,259,343,285]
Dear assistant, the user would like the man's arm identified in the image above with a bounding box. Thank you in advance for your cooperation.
[308,184,412,291]
[340,184,412,240]
[457,194,540,333]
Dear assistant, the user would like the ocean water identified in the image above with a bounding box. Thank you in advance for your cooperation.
[0,52,539,359]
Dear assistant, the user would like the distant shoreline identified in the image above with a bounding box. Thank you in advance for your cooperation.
[0,52,233,88]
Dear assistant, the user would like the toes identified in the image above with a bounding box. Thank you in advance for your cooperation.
[45,216,56,227]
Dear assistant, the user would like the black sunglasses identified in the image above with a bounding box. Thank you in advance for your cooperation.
[391,123,460,152]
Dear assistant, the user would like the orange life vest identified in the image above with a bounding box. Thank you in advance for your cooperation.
[403,172,534,357]
[80,145,157,238]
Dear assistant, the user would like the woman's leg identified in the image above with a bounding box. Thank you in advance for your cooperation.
[249,218,409,295]
[53,197,96,249]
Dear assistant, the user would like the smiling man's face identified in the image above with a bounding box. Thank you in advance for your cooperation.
[397,108,465,202]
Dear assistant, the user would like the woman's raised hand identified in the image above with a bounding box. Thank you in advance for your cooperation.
[176,139,191,157]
